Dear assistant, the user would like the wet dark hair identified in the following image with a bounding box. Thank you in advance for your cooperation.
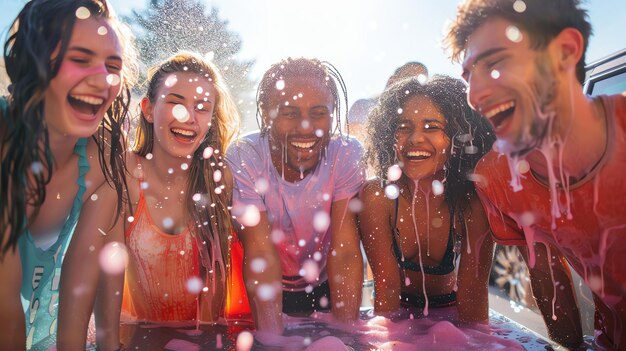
[444,0,592,83]
[133,51,239,295]
[365,75,495,213]
[256,57,349,137]
[1,0,136,257]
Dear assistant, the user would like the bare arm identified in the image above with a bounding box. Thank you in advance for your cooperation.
[358,182,401,315]
[58,182,123,351]
[235,211,284,334]
[456,196,494,323]
[328,196,364,321]
[0,247,25,350]
[521,243,583,349]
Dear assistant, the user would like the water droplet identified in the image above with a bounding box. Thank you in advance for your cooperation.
[275,80,285,90]
[239,205,261,227]
[90,194,98,201]
[313,251,322,261]
[180,163,189,171]
[30,161,44,174]
[491,70,501,79]
[75,6,91,19]
[162,217,174,229]
[256,284,277,302]
[213,169,222,182]
[315,129,324,138]
[203,146,214,159]
[319,296,329,308]
[164,74,178,88]
[236,330,254,351]
[172,104,189,122]
[186,276,203,294]
[127,216,135,223]
[106,74,121,86]
[417,74,428,85]
[397,108,403,114]
[465,145,479,154]
[300,259,320,282]
[387,164,402,181]
[301,120,310,129]
[513,0,527,13]
[432,180,444,196]
[196,86,203,94]
[313,211,330,232]
[255,177,269,194]
[99,242,128,275]
[97,26,108,35]
[348,198,363,213]
[271,229,285,244]
[505,25,523,43]
[385,184,400,199]
[517,159,530,174]
[250,258,267,273]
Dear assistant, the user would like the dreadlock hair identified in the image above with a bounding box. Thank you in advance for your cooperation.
[255,57,350,137]
[444,0,591,84]
[133,50,239,297]
[1,0,137,258]
[365,75,495,214]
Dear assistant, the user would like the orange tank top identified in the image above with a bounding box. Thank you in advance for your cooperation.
[122,183,200,322]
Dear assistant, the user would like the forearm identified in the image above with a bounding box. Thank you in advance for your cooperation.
[327,248,363,321]
[457,232,493,323]
[243,246,284,333]
[94,269,124,350]
[525,245,583,348]
[0,249,25,350]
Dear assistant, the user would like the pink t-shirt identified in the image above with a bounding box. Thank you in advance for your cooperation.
[227,132,365,290]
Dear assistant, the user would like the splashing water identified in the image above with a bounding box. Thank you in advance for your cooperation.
[313,211,330,232]
[99,241,128,275]
[236,331,254,351]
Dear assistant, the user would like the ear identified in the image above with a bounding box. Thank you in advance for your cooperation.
[550,28,584,74]
[140,97,154,123]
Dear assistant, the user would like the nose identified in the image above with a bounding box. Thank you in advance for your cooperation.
[466,72,493,113]
[297,116,314,133]
[185,106,198,125]
[85,63,112,90]
[408,128,426,145]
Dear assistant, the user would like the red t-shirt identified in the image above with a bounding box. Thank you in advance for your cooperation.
[475,94,626,347]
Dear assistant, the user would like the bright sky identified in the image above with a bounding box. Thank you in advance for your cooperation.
[1,0,625,113]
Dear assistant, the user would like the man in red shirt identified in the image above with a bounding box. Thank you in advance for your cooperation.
[445,0,626,349]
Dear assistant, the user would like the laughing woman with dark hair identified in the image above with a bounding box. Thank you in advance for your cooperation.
[0,0,136,349]
[359,75,496,322]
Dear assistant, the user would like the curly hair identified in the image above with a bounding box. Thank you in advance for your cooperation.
[365,75,495,213]
[1,0,137,257]
[133,50,240,297]
[444,0,591,83]
[255,57,349,137]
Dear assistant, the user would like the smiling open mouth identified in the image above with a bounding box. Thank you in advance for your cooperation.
[484,101,515,130]
[291,140,317,150]
[406,150,432,161]
[68,95,104,115]
[171,128,197,141]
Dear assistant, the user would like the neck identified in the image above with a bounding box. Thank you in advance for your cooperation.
[527,93,607,183]
[401,173,447,209]
[141,150,191,190]
[47,131,80,169]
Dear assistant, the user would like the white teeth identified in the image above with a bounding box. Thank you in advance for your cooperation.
[483,101,515,118]
[70,95,104,105]
[407,151,432,157]
[171,128,195,137]
[291,141,315,149]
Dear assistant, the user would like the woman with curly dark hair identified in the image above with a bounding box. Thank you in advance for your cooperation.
[359,75,495,322]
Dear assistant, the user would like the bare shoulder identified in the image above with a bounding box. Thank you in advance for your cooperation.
[360,178,385,198]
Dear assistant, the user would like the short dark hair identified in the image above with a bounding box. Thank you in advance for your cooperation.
[256,57,348,136]
[444,0,592,83]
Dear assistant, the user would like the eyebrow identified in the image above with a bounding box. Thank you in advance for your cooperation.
[166,93,185,100]
[67,46,122,62]
[462,47,506,79]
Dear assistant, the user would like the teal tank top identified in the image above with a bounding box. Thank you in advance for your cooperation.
[18,137,89,351]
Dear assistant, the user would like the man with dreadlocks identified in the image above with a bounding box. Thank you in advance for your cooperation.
[227,58,365,333]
